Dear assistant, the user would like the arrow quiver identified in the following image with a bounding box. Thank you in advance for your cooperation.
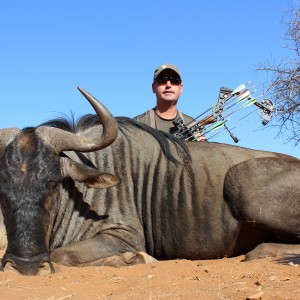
[172,115,217,141]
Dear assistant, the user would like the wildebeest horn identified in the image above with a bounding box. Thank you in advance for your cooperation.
[36,87,118,153]
[0,128,21,154]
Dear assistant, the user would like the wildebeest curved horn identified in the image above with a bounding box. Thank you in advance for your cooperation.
[36,87,118,153]
[0,128,21,154]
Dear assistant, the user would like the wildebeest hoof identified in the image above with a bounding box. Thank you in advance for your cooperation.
[128,252,157,264]
[92,252,157,267]
[106,252,157,266]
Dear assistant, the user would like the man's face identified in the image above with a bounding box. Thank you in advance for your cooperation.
[152,70,183,103]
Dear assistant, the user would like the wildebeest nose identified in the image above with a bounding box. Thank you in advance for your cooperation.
[2,260,53,276]
[1,252,55,276]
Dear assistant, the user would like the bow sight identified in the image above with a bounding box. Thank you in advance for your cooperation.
[172,83,277,142]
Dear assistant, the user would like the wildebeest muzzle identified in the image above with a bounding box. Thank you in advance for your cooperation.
[1,252,55,276]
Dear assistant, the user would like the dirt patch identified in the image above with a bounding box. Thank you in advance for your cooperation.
[0,252,299,300]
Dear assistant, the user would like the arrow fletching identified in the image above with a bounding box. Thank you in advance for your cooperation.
[209,120,226,131]
[242,98,257,107]
[232,83,246,95]
[236,89,252,102]
[231,81,252,95]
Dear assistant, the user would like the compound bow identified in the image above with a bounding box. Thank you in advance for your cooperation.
[172,82,277,142]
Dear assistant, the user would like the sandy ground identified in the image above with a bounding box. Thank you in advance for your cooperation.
[0,251,299,300]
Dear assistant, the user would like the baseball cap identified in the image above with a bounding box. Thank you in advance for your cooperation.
[153,64,182,81]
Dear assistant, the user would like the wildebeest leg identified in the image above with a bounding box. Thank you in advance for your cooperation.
[77,252,156,267]
[244,243,300,262]
[224,157,300,260]
[50,233,155,267]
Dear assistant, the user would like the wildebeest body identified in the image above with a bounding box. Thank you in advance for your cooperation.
[0,88,299,275]
[50,120,299,262]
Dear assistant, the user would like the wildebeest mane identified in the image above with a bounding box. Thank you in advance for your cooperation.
[39,114,191,165]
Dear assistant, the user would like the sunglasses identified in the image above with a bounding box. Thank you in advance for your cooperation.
[155,76,182,85]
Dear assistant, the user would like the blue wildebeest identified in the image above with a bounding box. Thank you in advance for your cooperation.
[0,87,299,275]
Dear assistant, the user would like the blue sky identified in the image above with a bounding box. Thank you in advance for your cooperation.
[1,1,299,158]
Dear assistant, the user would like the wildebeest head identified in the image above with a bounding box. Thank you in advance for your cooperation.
[0,87,121,275]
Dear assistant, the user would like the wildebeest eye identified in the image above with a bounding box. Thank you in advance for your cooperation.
[47,181,58,190]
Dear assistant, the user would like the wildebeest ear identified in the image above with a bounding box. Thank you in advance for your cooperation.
[60,157,121,188]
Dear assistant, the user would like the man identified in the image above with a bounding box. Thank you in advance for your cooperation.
[134,63,206,141]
